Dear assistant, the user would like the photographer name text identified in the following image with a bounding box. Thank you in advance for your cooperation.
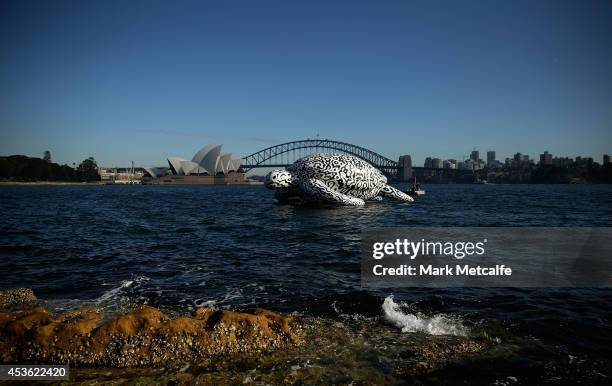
[372,264,512,276]
[371,238,512,277]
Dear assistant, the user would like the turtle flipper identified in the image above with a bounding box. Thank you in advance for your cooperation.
[301,178,365,206]
[380,184,414,202]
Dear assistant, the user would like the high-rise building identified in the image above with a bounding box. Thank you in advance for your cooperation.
[397,155,413,181]
[471,150,479,162]
[540,151,552,165]
[487,151,495,166]
[463,159,474,170]
[424,157,432,168]
[512,152,526,169]
[443,160,457,169]
[553,157,573,167]
[604,154,610,165]
[432,158,442,169]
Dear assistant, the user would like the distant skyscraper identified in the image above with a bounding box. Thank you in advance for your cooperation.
[540,151,552,165]
[553,157,573,167]
[487,151,495,166]
[432,158,442,169]
[397,155,413,181]
[424,157,432,168]
[513,152,523,169]
[604,154,610,165]
[443,160,456,169]
[576,157,594,167]
[471,150,479,162]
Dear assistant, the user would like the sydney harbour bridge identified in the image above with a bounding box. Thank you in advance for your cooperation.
[240,138,468,181]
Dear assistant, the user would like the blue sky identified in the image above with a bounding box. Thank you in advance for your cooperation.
[1,0,611,168]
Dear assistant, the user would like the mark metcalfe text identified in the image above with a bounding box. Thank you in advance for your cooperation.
[370,238,512,277]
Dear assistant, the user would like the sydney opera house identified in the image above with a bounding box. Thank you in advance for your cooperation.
[143,144,257,185]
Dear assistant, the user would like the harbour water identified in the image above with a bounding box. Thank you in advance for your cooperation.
[1,184,611,383]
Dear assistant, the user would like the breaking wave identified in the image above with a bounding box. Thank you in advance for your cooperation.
[382,296,468,336]
[96,275,150,306]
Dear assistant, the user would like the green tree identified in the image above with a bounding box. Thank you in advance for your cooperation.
[77,157,100,182]
[0,155,81,181]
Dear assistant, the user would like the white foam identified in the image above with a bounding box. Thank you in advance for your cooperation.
[382,296,468,336]
[331,301,370,321]
[96,275,149,305]
[194,298,217,308]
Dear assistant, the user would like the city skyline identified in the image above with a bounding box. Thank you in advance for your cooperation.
[10,144,610,172]
[1,0,611,167]
[420,149,609,169]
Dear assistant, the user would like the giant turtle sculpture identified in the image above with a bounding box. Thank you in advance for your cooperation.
[264,154,414,206]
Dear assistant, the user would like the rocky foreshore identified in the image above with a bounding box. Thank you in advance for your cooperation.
[0,288,497,384]
[0,292,301,368]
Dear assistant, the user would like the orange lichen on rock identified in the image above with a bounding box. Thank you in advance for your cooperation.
[0,305,302,367]
[97,306,165,337]
[0,288,37,308]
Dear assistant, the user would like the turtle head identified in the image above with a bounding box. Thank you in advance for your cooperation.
[265,169,295,189]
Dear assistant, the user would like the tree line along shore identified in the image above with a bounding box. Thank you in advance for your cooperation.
[0,154,101,183]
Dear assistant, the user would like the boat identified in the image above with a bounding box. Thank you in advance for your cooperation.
[473,175,488,184]
[406,177,425,197]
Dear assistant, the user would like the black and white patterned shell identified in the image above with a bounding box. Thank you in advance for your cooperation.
[288,154,386,194]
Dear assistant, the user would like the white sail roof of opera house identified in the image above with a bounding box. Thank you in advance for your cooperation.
[167,157,187,175]
[181,160,208,175]
[217,153,232,173]
[163,144,243,176]
[144,166,170,178]
[229,159,243,172]
[191,144,222,174]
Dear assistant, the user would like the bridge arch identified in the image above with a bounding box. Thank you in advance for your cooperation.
[241,139,399,178]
